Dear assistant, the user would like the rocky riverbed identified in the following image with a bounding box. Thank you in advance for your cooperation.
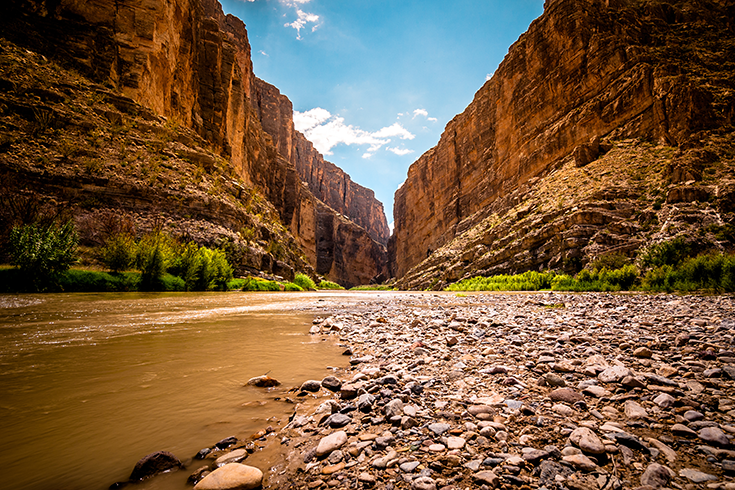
[183,292,735,490]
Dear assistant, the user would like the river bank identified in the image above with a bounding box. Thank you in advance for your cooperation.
[184,291,735,490]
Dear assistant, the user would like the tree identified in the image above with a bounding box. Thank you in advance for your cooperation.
[9,220,78,290]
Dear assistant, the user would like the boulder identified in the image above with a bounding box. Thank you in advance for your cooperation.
[129,451,183,482]
[194,463,263,490]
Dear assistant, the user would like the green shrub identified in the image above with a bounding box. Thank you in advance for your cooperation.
[318,280,345,290]
[135,232,175,291]
[58,269,139,292]
[588,252,631,271]
[9,220,78,291]
[100,233,137,272]
[641,253,735,293]
[639,238,692,268]
[446,271,556,291]
[293,273,316,290]
[242,276,281,291]
[206,247,233,291]
[350,284,395,291]
[283,282,304,291]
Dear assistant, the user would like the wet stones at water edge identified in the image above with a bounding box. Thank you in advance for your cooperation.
[261,292,735,490]
[110,451,184,488]
[246,375,281,388]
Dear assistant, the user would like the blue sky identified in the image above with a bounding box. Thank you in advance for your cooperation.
[220,0,544,226]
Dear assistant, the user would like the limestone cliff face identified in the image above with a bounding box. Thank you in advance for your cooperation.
[391,0,735,283]
[253,78,391,246]
[1,0,387,286]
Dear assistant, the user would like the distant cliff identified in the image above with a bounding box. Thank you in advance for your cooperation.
[390,0,735,288]
[253,78,390,246]
[0,0,387,287]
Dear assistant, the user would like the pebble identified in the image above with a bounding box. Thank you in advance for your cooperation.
[193,463,263,490]
[316,431,347,457]
[244,293,735,490]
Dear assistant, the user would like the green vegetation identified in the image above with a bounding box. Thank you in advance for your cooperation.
[446,239,735,294]
[8,220,78,291]
[350,284,396,291]
[318,280,345,290]
[240,276,303,291]
[293,273,317,290]
[4,221,235,293]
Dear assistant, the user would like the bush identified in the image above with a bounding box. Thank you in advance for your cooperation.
[100,233,137,272]
[242,276,281,291]
[641,253,735,293]
[135,232,175,291]
[293,273,316,290]
[639,237,692,268]
[9,220,78,290]
[205,247,233,291]
[446,271,556,291]
[58,269,139,292]
[318,280,345,290]
[350,284,395,291]
[283,282,304,291]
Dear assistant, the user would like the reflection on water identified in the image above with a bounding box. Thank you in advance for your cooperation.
[0,292,347,490]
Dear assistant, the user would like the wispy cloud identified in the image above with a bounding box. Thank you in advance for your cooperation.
[259,50,269,56]
[387,147,414,156]
[411,108,437,122]
[294,108,415,156]
[281,0,320,39]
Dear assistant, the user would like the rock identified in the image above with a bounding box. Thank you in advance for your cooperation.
[653,393,676,408]
[679,468,718,483]
[671,424,698,438]
[640,463,672,487]
[300,380,322,392]
[411,476,437,490]
[562,454,598,471]
[699,427,730,446]
[321,376,342,392]
[384,398,404,418]
[316,431,348,458]
[598,365,633,383]
[684,410,704,422]
[358,472,376,484]
[569,427,606,454]
[357,393,375,412]
[325,413,351,428]
[549,388,584,404]
[624,400,649,419]
[215,436,238,449]
[215,449,248,467]
[633,346,653,358]
[582,385,611,398]
[400,461,421,472]
[473,470,499,487]
[446,436,466,449]
[129,451,183,482]
[545,373,567,387]
[427,423,451,437]
[247,376,280,388]
[647,438,677,464]
[194,464,263,490]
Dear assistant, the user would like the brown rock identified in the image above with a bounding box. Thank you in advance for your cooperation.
[549,388,584,404]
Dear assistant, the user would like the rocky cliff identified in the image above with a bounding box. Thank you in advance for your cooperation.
[391,0,735,288]
[0,0,387,287]
[252,77,390,246]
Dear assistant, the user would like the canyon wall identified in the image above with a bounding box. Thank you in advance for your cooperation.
[1,0,387,286]
[252,77,390,246]
[390,0,735,282]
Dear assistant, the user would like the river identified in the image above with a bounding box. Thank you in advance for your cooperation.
[0,291,354,490]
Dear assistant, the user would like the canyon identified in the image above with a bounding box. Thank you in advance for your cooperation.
[0,0,388,288]
[390,0,735,289]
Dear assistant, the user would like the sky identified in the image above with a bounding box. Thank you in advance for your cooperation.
[219,0,545,227]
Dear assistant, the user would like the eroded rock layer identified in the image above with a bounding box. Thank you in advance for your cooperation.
[253,77,390,246]
[390,0,735,284]
[0,0,387,287]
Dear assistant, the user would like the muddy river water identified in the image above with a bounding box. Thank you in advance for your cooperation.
[0,291,356,490]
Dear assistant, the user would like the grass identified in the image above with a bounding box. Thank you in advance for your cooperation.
[0,268,186,293]
[350,284,396,291]
[318,280,345,290]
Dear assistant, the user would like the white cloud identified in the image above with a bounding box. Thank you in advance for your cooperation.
[362,153,373,159]
[293,108,331,132]
[486,72,494,81]
[412,108,438,122]
[294,108,415,156]
[281,0,320,39]
[387,147,414,156]
[259,50,268,57]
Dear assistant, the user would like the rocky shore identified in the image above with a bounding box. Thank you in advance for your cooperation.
[185,292,735,490]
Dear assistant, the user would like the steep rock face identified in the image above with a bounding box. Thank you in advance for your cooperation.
[391,0,735,280]
[253,77,390,246]
[1,0,387,286]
